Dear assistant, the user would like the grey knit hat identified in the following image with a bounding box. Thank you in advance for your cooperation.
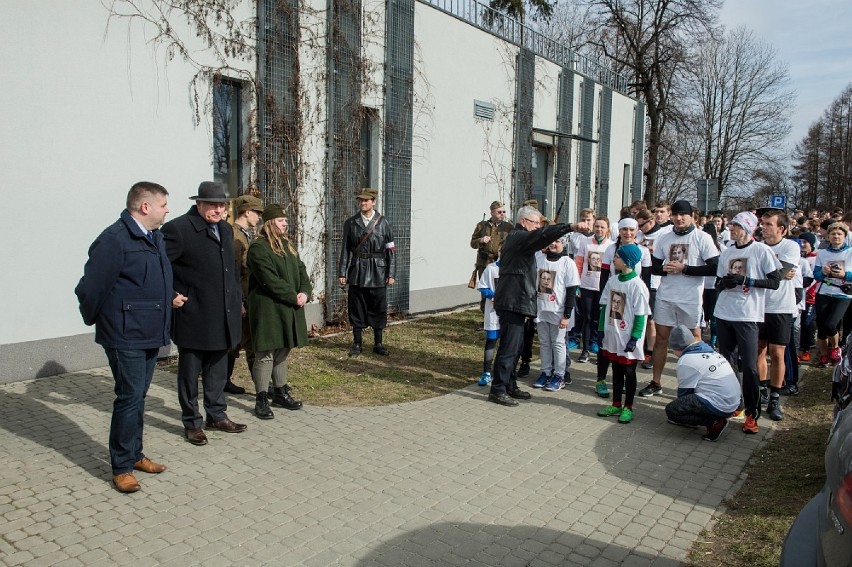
[669,325,697,351]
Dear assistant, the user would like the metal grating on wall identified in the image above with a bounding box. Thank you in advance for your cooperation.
[325,0,365,323]
[514,48,534,210]
[257,0,301,213]
[578,78,595,209]
[595,87,612,213]
[554,70,574,221]
[383,0,415,314]
[632,101,646,202]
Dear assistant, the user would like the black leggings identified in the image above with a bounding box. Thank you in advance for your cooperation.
[815,295,851,339]
[579,287,602,351]
[612,360,638,407]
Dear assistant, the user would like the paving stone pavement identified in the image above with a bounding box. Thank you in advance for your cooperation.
[0,355,773,567]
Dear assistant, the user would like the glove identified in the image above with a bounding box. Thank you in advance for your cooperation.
[721,274,743,289]
[624,338,638,353]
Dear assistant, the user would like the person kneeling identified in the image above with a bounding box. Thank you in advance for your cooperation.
[665,325,740,441]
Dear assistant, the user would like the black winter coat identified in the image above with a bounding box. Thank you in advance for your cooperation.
[493,223,573,317]
[162,206,242,351]
[338,212,396,288]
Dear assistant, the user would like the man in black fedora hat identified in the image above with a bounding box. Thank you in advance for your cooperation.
[162,181,247,445]
[338,187,396,357]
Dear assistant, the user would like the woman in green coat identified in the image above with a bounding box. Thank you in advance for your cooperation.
[247,204,312,419]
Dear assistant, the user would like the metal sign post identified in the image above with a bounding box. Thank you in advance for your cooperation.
[696,178,719,213]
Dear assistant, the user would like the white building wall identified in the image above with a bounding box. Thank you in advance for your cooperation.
[409,5,518,295]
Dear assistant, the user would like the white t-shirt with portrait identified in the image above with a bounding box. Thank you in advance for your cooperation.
[652,227,720,304]
[714,241,782,323]
[815,246,852,298]
[764,238,802,314]
[476,262,500,332]
[638,224,672,290]
[535,254,581,325]
[577,236,612,291]
[599,275,651,362]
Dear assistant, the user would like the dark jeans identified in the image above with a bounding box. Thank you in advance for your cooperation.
[665,393,723,427]
[579,288,601,351]
[717,318,759,418]
[521,317,535,365]
[176,347,228,430]
[104,347,158,475]
[489,310,525,396]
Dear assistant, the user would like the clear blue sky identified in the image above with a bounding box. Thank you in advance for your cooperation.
[719,0,852,154]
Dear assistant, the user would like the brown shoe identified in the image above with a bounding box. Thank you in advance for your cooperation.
[184,428,208,446]
[113,472,141,493]
[205,418,247,433]
[133,457,166,474]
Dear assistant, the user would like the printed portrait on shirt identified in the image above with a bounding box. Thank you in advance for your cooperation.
[728,257,747,276]
[609,290,625,321]
[827,260,846,275]
[537,269,554,294]
[669,243,688,263]
[587,251,602,272]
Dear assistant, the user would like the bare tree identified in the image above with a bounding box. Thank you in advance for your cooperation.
[587,0,721,205]
[681,26,794,204]
[534,0,596,51]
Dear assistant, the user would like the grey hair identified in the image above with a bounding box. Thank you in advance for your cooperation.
[516,206,540,223]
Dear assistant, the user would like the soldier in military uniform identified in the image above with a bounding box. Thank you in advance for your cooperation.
[470,201,513,311]
[338,188,397,357]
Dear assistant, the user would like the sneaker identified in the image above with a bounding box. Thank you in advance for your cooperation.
[638,381,662,397]
[779,384,799,396]
[759,386,769,405]
[640,356,653,370]
[533,372,549,388]
[597,404,622,417]
[517,362,531,378]
[590,342,600,354]
[544,375,564,392]
[766,397,784,421]
[618,407,634,424]
[830,347,843,365]
[577,351,590,363]
[478,372,492,386]
[595,379,610,398]
[800,351,811,362]
[743,415,759,434]
[817,355,830,368]
[731,409,744,418]
[568,338,580,350]
[667,419,699,429]
[702,418,729,442]
[564,372,573,386]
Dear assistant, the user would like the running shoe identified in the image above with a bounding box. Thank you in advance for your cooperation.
[702,418,729,442]
[564,372,573,386]
[799,350,811,362]
[817,355,830,368]
[590,342,600,354]
[517,362,531,378]
[544,375,564,392]
[577,351,590,363]
[533,372,549,388]
[595,379,610,398]
[742,415,759,434]
[759,386,769,405]
[638,381,662,397]
[568,338,580,350]
[830,347,843,365]
[618,407,634,424]
[478,371,492,386]
[597,405,622,417]
[640,355,652,370]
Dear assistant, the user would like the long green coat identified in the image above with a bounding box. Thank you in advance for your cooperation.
[246,237,312,352]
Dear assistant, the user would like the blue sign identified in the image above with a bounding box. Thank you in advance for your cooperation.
[769,195,786,209]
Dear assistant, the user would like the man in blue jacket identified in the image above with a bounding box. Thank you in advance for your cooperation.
[75,182,176,492]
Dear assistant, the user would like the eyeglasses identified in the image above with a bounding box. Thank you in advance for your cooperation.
[638,220,650,228]
[494,209,505,214]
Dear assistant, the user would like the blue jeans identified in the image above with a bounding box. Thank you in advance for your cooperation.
[104,347,158,475]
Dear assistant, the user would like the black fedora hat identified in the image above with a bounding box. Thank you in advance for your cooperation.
[189,181,230,203]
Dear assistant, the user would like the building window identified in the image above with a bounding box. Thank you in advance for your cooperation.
[360,107,380,189]
[531,145,552,217]
[213,78,244,197]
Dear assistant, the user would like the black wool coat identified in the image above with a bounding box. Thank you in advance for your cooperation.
[162,206,242,351]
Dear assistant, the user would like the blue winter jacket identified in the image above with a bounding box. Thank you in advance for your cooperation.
[75,210,173,349]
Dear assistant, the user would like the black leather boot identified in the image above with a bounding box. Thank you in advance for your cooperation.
[254,392,274,420]
[272,385,303,410]
[348,343,363,357]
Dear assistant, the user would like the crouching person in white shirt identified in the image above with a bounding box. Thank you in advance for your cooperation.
[665,325,741,442]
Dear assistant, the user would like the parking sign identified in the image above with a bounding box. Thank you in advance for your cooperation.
[769,195,786,209]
